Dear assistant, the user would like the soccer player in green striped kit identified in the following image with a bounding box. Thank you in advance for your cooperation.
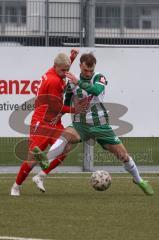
[33,52,154,195]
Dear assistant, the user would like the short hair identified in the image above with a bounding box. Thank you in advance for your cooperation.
[54,53,71,66]
[80,53,96,67]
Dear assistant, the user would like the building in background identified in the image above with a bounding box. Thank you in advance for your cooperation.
[0,0,159,46]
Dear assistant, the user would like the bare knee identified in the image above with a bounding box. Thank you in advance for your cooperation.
[64,143,72,154]
[105,143,129,163]
[62,127,80,143]
[116,151,129,162]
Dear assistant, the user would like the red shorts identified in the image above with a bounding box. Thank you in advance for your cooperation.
[29,120,64,151]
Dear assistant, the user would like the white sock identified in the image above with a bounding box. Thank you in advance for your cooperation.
[124,156,142,183]
[47,136,68,163]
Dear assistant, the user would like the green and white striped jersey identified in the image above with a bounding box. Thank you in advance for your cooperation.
[65,72,109,126]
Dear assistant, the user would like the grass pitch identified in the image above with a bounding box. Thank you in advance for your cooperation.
[0,173,159,240]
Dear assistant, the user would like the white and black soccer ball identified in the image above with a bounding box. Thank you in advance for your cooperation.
[91,170,111,191]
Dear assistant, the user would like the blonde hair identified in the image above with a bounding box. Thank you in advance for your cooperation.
[54,53,71,66]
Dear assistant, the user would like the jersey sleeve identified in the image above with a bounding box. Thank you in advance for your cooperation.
[78,74,107,96]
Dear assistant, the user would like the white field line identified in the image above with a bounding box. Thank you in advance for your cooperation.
[0,176,158,179]
[0,237,51,240]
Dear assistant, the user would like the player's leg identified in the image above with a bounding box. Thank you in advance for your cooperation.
[45,122,90,166]
[46,127,80,162]
[32,126,80,192]
[10,159,36,197]
[103,143,154,195]
[32,123,89,192]
[33,126,80,164]
[32,144,72,192]
[29,122,57,170]
[94,124,154,195]
[104,143,143,182]
[33,123,89,164]
[10,134,49,196]
[43,122,89,169]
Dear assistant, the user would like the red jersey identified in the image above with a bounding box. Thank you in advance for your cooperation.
[31,67,74,125]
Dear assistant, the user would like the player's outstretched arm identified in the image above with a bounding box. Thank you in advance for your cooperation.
[70,49,79,63]
[65,72,106,96]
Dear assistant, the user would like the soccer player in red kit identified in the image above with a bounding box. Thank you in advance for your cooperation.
[10,50,81,196]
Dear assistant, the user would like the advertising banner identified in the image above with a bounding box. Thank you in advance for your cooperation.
[0,47,158,137]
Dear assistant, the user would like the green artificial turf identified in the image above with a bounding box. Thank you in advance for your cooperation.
[0,173,158,240]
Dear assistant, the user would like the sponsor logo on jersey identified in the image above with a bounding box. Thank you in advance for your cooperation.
[99,76,107,85]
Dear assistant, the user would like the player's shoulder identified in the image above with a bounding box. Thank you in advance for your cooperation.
[43,67,60,83]
[93,72,108,85]
[45,67,58,78]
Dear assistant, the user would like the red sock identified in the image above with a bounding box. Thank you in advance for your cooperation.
[16,161,34,185]
[43,155,65,174]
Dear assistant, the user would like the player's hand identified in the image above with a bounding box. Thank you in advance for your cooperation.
[74,97,89,114]
[65,72,79,85]
[70,49,79,63]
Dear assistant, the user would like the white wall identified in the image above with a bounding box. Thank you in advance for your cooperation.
[0,47,158,137]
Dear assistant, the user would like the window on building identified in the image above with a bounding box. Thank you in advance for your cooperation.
[140,7,151,16]
[95,5,120,28]
[125,6,139,28]
[21,6,26,24]
[125,5,154,29]
[0,6,2,23]
[96,6,102,28]
[142,20,151,29]
[5,6,17,23]
[0,1,26,25]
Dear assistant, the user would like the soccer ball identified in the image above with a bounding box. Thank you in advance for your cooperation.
[91,170,111,191]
